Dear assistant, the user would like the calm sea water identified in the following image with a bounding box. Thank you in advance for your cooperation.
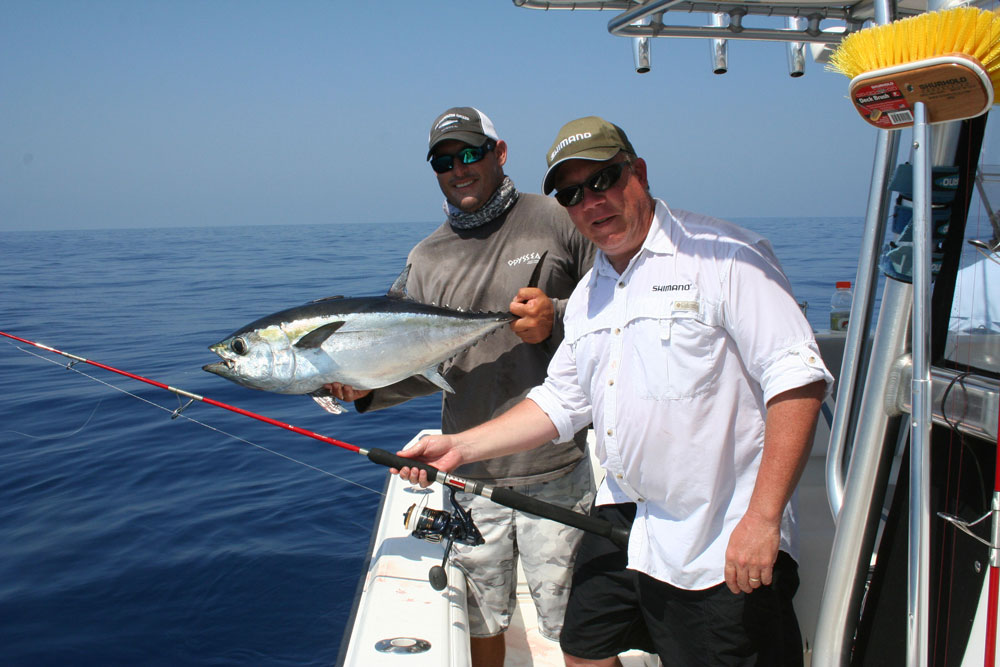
[0,217,862,665]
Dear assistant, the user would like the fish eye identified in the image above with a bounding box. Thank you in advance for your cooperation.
[230,337,249,355]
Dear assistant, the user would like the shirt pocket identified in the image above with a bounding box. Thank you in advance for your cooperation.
[630,310,722,401]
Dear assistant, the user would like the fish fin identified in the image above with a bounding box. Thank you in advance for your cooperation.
[294,321,346,349]
[311,295,344,303]
[309,391,347,415]
[422,367,455,393]
[526,251,548,289]
[387,265,412,300]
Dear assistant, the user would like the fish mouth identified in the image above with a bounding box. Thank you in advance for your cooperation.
[202,360,234,376]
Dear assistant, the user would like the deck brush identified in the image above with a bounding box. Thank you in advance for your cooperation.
[828,7,1000,128]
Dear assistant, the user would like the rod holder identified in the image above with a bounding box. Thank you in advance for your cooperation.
[631,15,651,73]
[710,13,728,74]
[786,17,806,77]
[632,36,650,73]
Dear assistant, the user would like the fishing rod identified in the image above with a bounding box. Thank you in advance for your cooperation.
[0,330,629,552]
[986,404,1000,667]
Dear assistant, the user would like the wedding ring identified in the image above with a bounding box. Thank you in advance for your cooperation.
[749,577,760,582]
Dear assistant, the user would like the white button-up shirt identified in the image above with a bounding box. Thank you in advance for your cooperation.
[528,200,832,590]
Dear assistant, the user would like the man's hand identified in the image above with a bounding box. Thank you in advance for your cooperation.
[723,509,780,594]
[394,433,465,487]
[394,399,560,487]
[322,382,371,402]
[509,287,554,344]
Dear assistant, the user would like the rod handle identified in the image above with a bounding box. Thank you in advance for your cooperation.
[489,486,630,550]
[366,447,442,483]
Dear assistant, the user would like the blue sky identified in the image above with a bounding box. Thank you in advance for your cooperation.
[2,1,882,231]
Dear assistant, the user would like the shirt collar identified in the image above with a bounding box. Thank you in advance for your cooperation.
[591,198,677,284]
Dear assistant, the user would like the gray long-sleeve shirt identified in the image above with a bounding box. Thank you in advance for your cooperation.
[358,192,594,485]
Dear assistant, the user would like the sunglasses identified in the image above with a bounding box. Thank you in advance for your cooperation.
[430,141,496,174]
[554,162,630,207]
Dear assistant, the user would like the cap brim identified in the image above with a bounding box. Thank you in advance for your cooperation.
[426,132,490,159]
[542,147,622,194]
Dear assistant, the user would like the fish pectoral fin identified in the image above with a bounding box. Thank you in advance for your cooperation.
[309,391,347,415]
[386,264,412,300]
[422,367,455,393]
[294,321,346,349]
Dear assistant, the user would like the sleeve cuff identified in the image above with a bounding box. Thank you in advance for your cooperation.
[759,342,834,404]
[526,386,577,443]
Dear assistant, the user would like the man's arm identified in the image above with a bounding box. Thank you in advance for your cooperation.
[724,380,826,594]
[393,398,559,485]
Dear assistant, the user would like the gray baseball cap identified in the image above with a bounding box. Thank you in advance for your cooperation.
[427,107,500,159]
[542,116,636,194]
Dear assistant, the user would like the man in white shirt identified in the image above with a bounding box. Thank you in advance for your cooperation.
[395,116,832,666]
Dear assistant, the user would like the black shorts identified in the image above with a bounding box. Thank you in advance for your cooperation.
[559,503,804,666]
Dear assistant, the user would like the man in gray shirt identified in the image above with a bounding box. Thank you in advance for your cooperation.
[328,107,595,667]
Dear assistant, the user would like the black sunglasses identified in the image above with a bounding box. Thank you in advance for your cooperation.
[429,141,496,174]
[554,162,630,207]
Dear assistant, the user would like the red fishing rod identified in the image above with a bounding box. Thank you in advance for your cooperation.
[0,330,628,550]
[986,402,1000,667]
[1,331,362,454]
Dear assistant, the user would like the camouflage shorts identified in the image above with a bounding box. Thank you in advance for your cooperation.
[450,456,595,641]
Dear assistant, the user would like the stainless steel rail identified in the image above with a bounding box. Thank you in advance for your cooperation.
[826,129,898,519]
[607,0,854,43]
[890,360,1000,442]
[812,279,912,666]
[515,0,864,44]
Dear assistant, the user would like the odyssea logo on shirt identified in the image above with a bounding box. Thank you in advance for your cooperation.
[508,252,542,268]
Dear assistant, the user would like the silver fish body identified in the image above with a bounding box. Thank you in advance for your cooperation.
[204,294,512,412]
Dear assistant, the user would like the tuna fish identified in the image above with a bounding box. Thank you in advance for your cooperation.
[203,262,538,414]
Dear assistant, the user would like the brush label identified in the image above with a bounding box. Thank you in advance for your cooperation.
[852,81,912,128]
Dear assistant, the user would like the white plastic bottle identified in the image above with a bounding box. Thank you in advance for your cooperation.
[830,281,852,331]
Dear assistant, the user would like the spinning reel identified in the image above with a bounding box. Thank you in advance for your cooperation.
[404,486,484,590]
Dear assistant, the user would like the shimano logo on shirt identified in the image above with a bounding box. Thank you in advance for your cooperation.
[652,284,692,292]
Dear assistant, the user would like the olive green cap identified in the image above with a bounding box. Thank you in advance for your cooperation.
[542,116,636,194]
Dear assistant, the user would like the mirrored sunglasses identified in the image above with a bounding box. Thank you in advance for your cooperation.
[554,162,629,207]
[430,141,496,174]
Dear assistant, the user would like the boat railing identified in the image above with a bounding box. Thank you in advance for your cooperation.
[516,0,874,41]
[889,359,1000,443]
[813,277,913,667]
[605,0,857,44]
[826,129,899,520]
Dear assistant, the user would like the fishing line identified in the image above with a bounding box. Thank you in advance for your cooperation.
[3,399,103,441]
[6,341,385,497]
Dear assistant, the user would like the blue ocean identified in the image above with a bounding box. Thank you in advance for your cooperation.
[0,217,862,665]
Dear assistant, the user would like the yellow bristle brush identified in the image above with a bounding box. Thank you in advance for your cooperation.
[828,6,1000,129]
